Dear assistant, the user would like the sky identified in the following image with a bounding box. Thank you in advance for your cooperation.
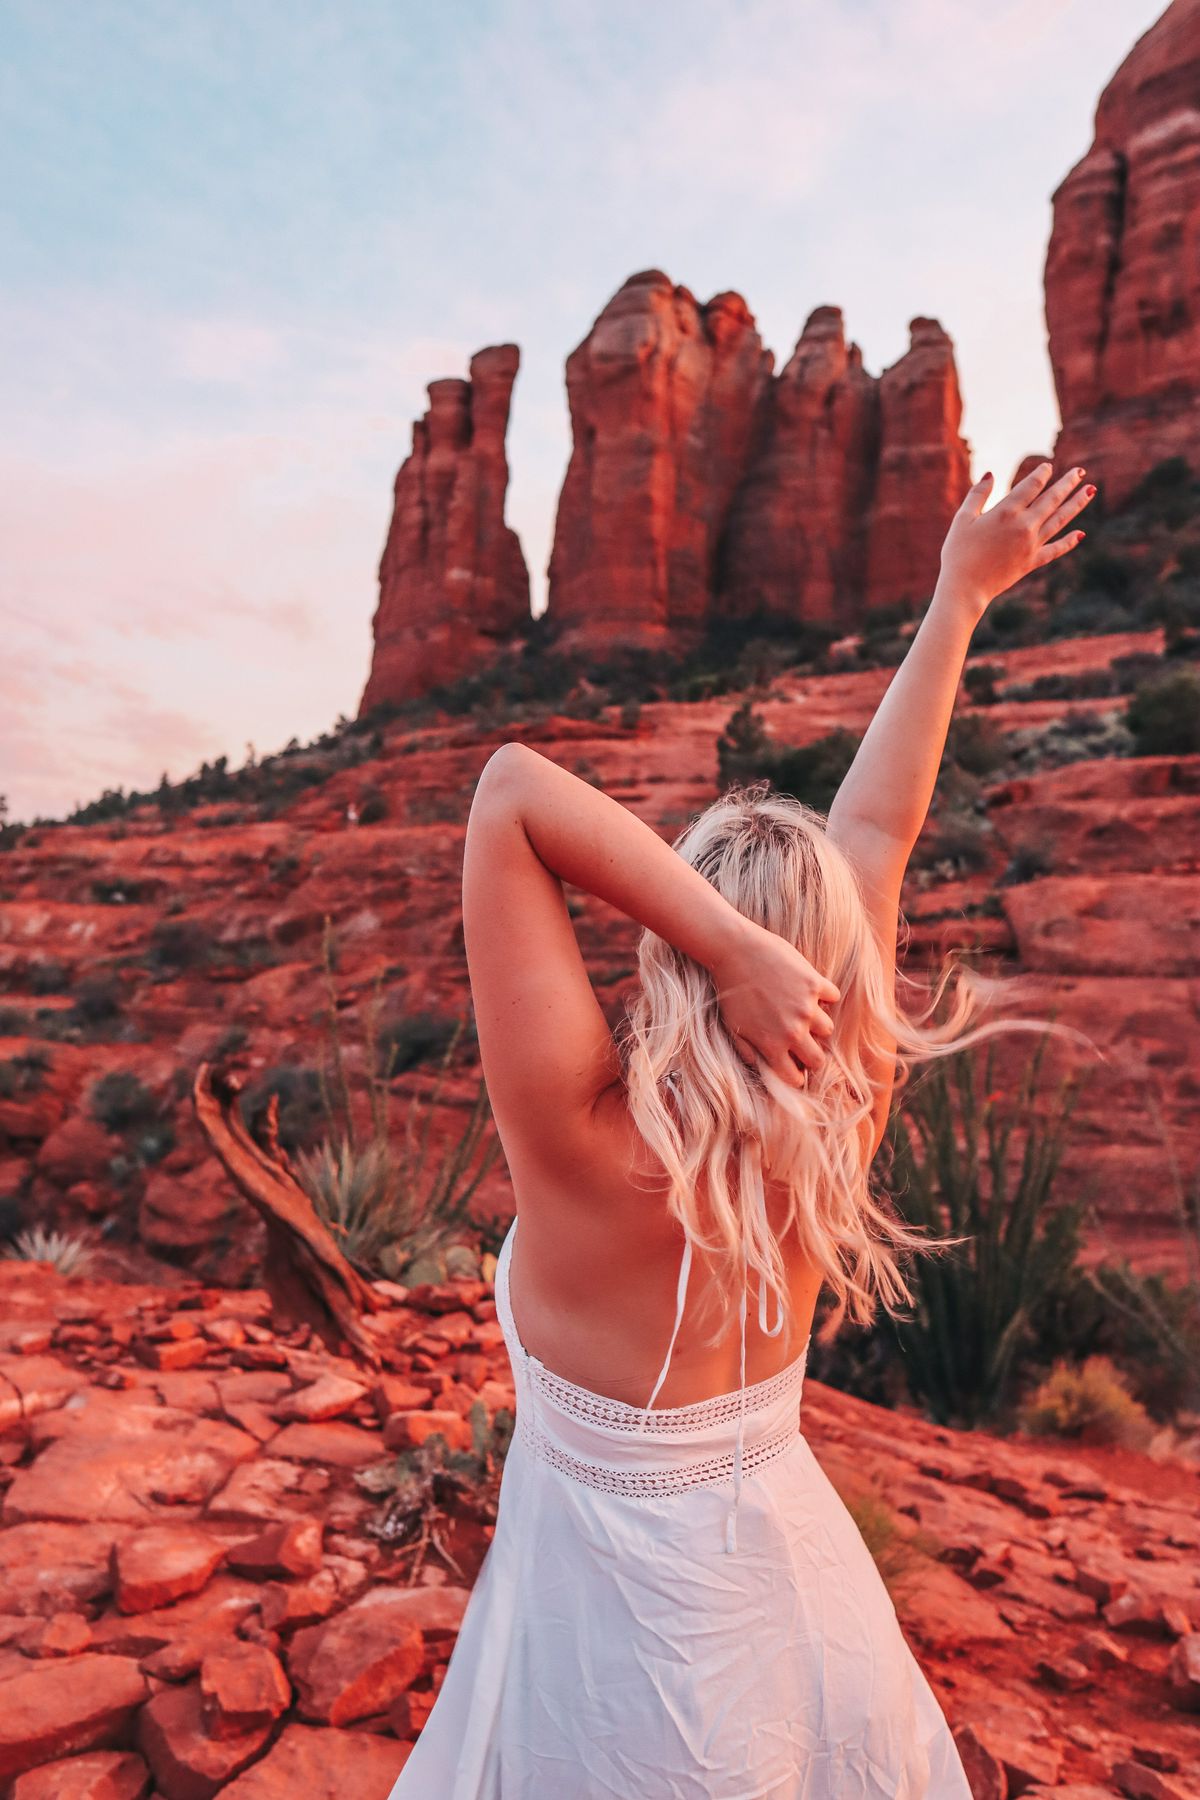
[0,0,1167,824]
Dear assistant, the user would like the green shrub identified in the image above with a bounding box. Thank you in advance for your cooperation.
[945,714,1009,779]
[356,784,389,825]
[90,1070,158,1133]
[146,919,214,979]
[915,809,992,876]
[89,1070,174,1164]
[0,1048,52,1097]
[238,1063,326,1157]
[884,1035,1082,1426]
[65,972,125,1037]
[1019,1356,1153,1449]
[964,663,1004,705]
[1126,670,1200,756]
[999,840,1052,886]
[834,1482,937,1603]
[717,703,860,813]
[27,961,70,996]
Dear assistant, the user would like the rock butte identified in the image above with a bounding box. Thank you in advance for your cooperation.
[1046,0,1200,503]
[361,276,971,707]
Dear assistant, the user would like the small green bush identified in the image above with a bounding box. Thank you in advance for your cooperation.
[90,1070,159,1133]
[0,1048,52,1097]
[1126,670,1200,756]
[964,663,1004,705]
[835,1482,937,1603]
[717,702,860,813]
[356,784,389,825]
[945,714,1009,779]
[1019,1356,1153,1449]
[999,840,1052,886]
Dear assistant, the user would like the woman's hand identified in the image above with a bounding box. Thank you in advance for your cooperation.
[938,462,1096,618]
[709,917,840,1089]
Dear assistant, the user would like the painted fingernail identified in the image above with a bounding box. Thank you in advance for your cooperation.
[1086,485,1096,497]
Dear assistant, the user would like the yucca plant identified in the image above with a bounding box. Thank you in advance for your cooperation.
[2,1225,95,1278]
[295,920,502,1283]
[883,1033,1082,1426]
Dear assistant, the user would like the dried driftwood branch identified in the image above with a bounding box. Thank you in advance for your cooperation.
[193,1060,383,1368]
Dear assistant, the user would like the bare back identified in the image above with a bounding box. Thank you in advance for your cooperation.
[503,1081,825,1411]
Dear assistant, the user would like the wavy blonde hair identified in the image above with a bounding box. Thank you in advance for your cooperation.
[616,780,1062,1354]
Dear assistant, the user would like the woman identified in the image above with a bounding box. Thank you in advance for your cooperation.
[387,461,1095,1798]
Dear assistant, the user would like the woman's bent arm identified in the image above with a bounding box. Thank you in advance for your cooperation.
[469,744,839,1099]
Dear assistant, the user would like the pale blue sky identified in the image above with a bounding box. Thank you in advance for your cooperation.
[1,0,1165,822]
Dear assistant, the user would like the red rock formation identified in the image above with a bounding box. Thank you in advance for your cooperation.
[716,306,879,624]
[717,310,969,624]
[358,346,530,713]
[864,318,971,611]
[547,270,773,649]
[1045,0,1200,502]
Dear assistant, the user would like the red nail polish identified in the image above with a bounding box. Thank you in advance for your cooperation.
[1086,485,1096,497]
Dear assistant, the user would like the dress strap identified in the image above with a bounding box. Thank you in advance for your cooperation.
[726,1268,783,1552]
[636,1231,693,1428]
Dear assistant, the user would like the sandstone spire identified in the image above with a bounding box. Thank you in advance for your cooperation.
[546,271,773,650]
[358,345,530,714]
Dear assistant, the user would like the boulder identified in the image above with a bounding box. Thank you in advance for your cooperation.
[0,1653,150,1780]
[286,1589,428,1725]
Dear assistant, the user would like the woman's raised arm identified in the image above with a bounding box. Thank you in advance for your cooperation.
[828,461,1094,855]
[825,460,1095,1152]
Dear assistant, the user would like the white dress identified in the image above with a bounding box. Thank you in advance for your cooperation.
[386,1216,971,1798]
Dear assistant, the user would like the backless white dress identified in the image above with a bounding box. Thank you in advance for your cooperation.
[386,1215,971,1798]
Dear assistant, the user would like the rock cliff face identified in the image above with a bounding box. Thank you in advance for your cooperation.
[864,318,971,611]
[715,306,879,625]
[547,271,774,649]
[358,346,530,715]
[360,280,969,701]
[716,310,968,624]
[552,282,970,647]
[1045,0,1200,501]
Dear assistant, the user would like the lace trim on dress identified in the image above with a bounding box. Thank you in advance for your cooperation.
[527,1348,808,1436]
[520,1413,800,1497]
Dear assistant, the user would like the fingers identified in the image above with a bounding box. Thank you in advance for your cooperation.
[1028,465,1091,531]
[1039,485,1095,543]
[1032,528,1086,568]
[1005,460,1055,510]
[959,470,994,518]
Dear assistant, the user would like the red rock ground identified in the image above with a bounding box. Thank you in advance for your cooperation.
[1,628,1198,1795]
[0,1253,1197,1797]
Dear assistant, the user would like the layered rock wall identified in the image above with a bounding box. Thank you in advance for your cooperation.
[358,345,530,715]
[1046,0,1200,502]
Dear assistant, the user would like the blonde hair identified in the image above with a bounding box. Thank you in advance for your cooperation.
[616,780,1059,1353]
